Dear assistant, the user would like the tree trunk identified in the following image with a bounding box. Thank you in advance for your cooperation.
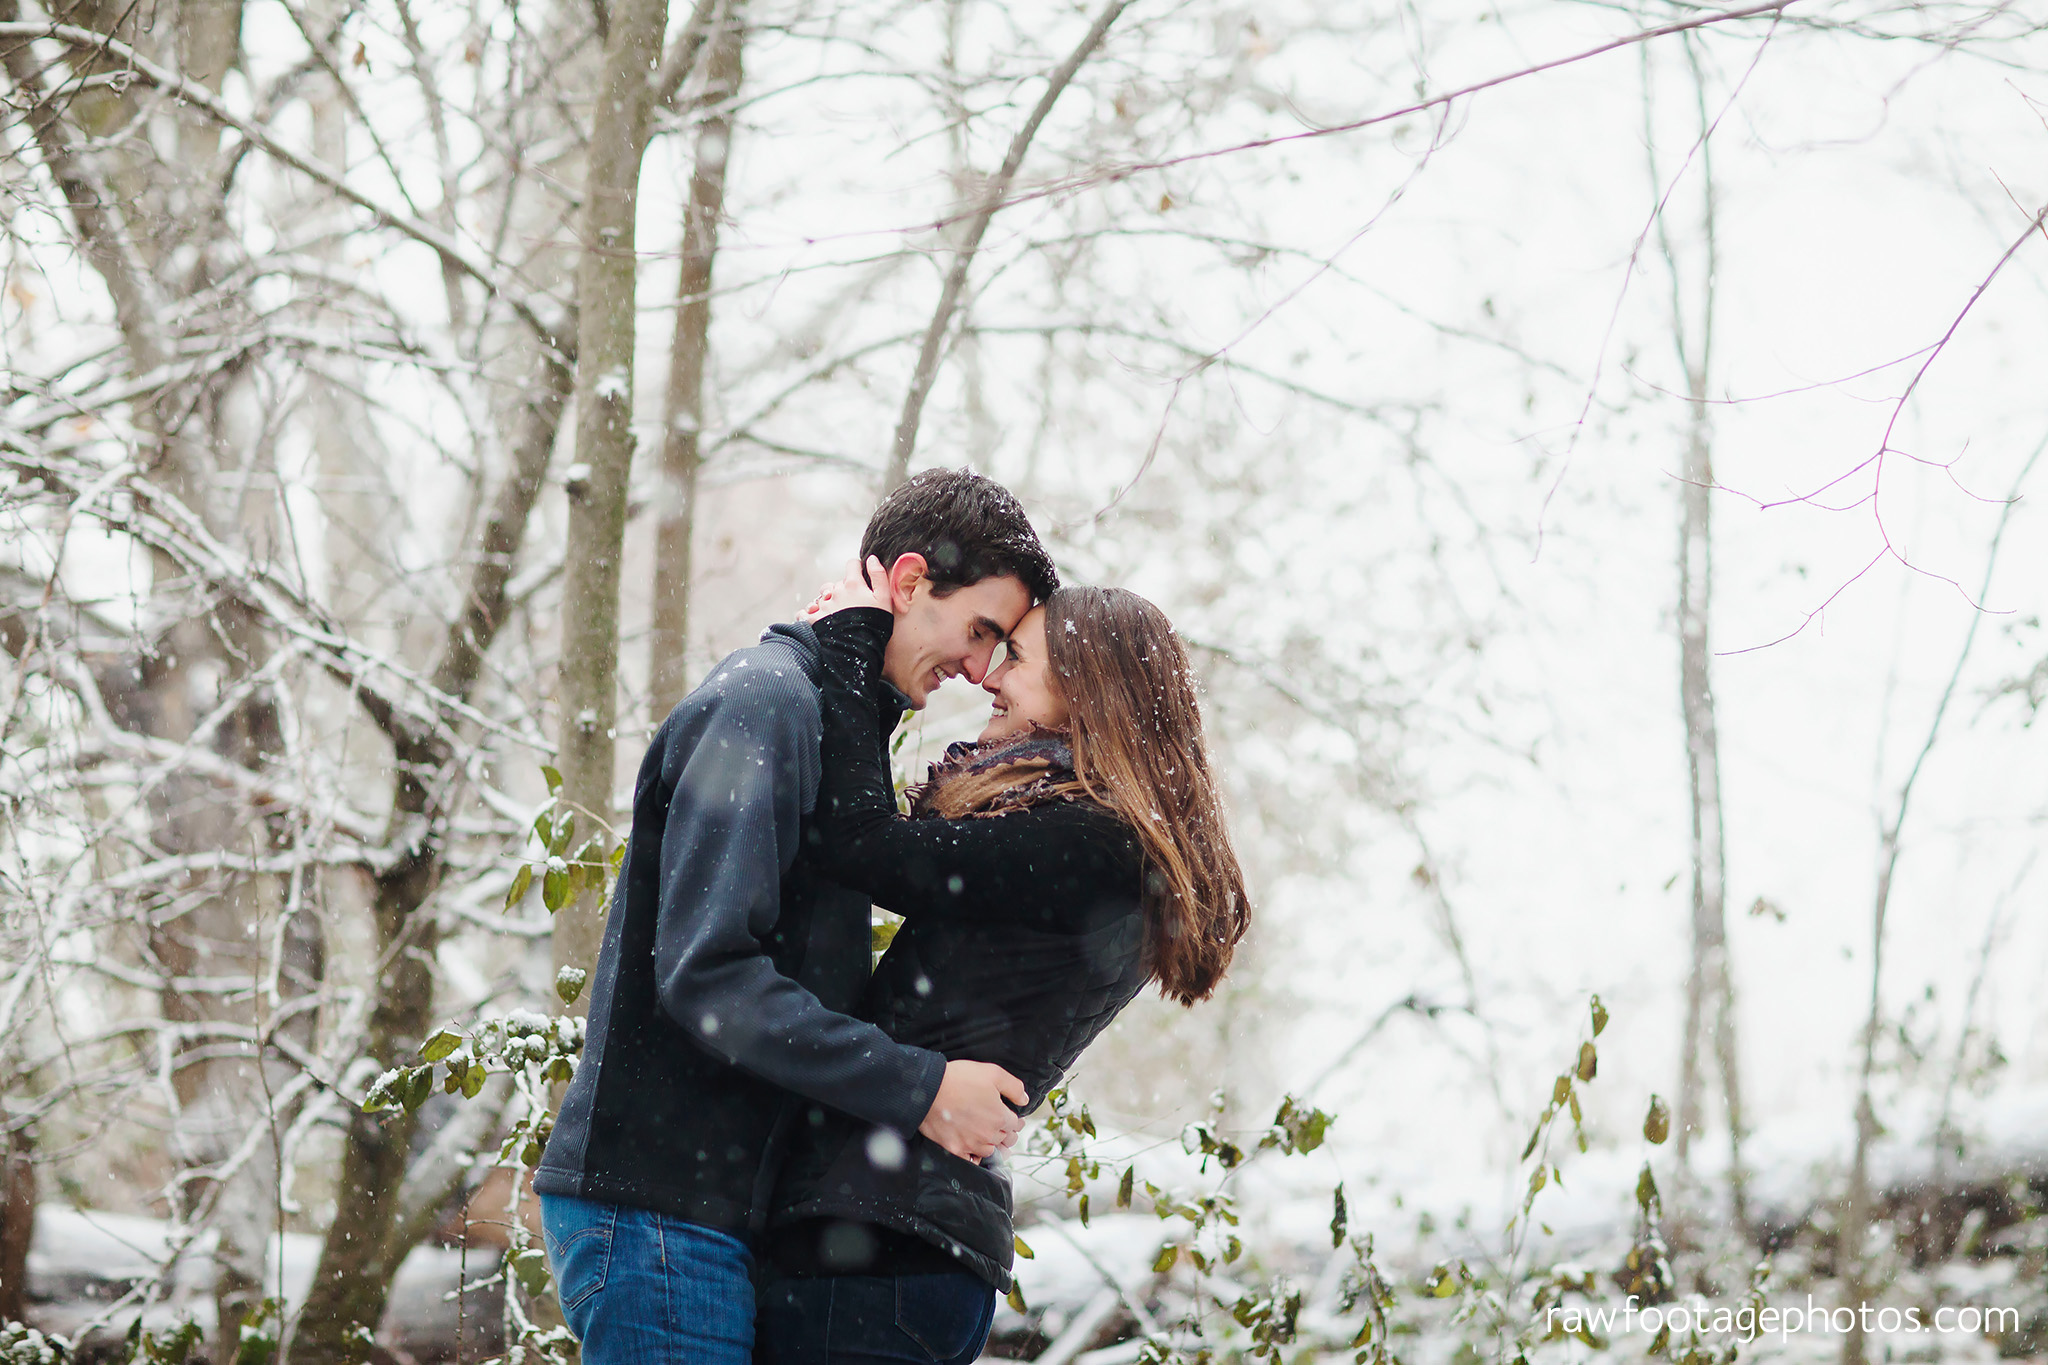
[1674,408,1747,1226]
[1651,36,1747,1243]
[0,1122,32,1324]
[554,0,672,986]
[649,3,745,717]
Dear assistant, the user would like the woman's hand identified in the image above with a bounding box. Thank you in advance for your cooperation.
[800,555,891,621]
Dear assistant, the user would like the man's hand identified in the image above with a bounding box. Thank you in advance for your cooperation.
[920,1059,1028,1161]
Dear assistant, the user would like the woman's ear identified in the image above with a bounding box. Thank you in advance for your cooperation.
[884,553,928,611]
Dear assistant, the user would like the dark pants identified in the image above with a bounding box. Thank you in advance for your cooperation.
[757,1273,996,1365]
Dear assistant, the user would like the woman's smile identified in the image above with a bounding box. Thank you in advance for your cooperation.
[977,607,1068,742]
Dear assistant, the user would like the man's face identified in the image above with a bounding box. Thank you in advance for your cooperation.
[880,565,1032,708]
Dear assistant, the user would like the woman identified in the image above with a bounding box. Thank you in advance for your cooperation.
[756,558,1250,1365]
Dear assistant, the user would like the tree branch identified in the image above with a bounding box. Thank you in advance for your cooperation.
[886,0,1131,488]
[0,21,567,346]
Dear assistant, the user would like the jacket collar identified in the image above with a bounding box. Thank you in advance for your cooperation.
[761,618,914,732]
[760,619,825,686]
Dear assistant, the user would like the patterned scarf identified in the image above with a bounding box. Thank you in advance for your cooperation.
[906,726,1081,819]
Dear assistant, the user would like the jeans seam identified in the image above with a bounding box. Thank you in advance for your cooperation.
[549,1201,613,1314]
[658,1215,677,1364]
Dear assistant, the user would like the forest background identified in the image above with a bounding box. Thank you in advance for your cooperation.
[3,0,2047,1362]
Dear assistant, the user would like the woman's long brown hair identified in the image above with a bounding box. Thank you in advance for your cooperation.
[1044,586,1249,1005]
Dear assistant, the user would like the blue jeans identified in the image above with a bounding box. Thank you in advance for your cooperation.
[539,1194,756,1365]
[756,1272,996,1365]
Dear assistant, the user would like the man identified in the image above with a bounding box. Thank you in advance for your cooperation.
[535,470,1060,1365]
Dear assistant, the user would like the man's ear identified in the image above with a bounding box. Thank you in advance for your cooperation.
[882,553,927,613]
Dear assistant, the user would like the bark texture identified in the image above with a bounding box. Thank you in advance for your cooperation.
[553,0,673,985]
[0,1123,32,1324]
[650,2,746,716]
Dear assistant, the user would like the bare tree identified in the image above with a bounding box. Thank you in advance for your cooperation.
[552,0,714,985]
[0,1124,30,1324]
[1647,33,1748,1239]
[885,0,1131,490]
[1,1,598,1354]
[1838,440,2043,1365]
[650,0,745,716]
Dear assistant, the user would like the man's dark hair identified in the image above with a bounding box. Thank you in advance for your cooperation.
[860,468,1059,603]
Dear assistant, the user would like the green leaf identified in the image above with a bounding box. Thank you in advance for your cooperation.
[361,1070,399,1113]
[1078,1193,1090,1227]
[610,841,626,872]
[1551,1074,1572,1106]
[1644,1094,1671,1144]
[1576,1042,1598,1082]
[231,1300,280,1365]
[1331,1182,1349,1248]
[549,812,577,856]
[1636,1162,1660,1213]
[505,863,533,911]
[541,765,564,794]
[1424,1263,1459,1298]
[556,966,589,1006]
[420,1029,464,1062]
[1590,994,1609,1036]
[1013,1234,1035,1260]
[542,865,571,913]
[1006,1283,1028,1314]
[1153,1244,1179,1274]
[460,1064,486,1099]
[145,1322,203,1365]
[545,1055,575,1084]
[401,1066,434,1112]
[511,1248,551,1298]
[1117,1166,1134,1210]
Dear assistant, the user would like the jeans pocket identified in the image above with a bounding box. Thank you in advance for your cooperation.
[541,1196,616,1314]
[894,1274,995,1363]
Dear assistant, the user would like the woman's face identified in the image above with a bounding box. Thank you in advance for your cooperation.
[979,606,1069,742]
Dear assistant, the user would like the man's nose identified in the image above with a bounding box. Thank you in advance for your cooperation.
[961,642,999,686]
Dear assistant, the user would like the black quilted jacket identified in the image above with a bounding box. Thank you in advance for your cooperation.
[768,608,1149,1288]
